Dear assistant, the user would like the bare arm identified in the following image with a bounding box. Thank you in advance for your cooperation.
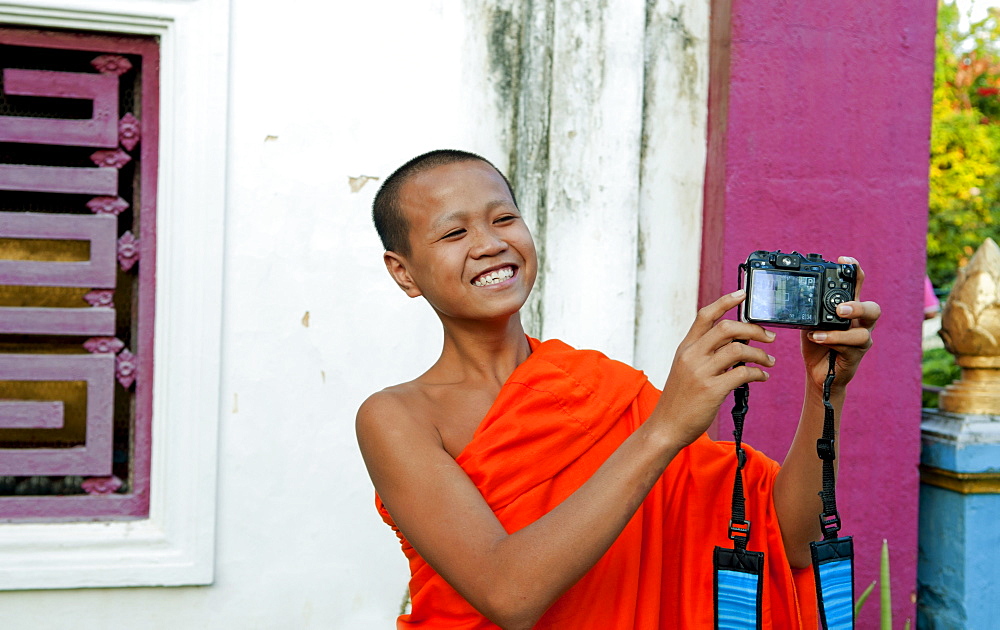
[357,290,775,629]
[774,258,881,568]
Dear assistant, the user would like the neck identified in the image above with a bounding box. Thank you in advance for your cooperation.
[432,313,532,387]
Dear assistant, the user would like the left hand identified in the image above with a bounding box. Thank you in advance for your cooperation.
[799,257,881,393]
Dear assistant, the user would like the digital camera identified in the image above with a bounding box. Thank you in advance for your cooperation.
[738,250,857,330]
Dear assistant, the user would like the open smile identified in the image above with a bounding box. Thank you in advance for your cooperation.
[472,265,517,287]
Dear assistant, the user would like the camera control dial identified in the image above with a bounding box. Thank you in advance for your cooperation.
[824,288,851,315]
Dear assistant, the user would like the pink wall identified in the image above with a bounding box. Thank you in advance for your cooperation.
[701,0,937,625]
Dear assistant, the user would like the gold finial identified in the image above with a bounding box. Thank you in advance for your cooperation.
[938,237,1000,414]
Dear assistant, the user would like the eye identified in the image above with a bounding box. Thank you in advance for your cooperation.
[494,215,517,225]
[443,228,466,239]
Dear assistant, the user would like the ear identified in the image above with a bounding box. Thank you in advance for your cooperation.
[384,251,422,298]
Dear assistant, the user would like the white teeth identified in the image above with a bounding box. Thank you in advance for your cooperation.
[473,266,514,287]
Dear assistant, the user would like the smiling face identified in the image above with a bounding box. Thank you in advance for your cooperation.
[383,159,537,324]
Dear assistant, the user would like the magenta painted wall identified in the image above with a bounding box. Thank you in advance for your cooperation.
[700,0,937,626]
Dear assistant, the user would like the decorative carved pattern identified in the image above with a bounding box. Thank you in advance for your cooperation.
[119,113,141,151]
[0,68,119,146]
[86,196,129,216]
[0,212,117,288]
[82,475,123,495]
[116,349,137,389]
[940,237,1000,362]
[0,27,158,518]
[0,400,64,429]
[84,337,124,354]
[90,148,132,169]
[117,231,140,271]
[90,55,132,76]
[939,237,1000,414]
[84,289,114,308]
[1,163,117,194]
[0,354,115,476]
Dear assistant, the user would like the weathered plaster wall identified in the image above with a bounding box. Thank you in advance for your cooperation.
[635,0,710,383]
[701,0,937,625]
[491,0,710,380]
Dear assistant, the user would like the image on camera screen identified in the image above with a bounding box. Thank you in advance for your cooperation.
[749,270,816,323]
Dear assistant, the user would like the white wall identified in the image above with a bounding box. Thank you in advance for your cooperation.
[0,0,707,627]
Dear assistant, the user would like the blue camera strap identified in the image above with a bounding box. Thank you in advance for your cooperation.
[810,350,855,630]
[714,374,763,630]
[714,349,854,630]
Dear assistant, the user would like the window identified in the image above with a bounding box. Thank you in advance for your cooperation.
[0,2,227,590]
[0,25,157,522]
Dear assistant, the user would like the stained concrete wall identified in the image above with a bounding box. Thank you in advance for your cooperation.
[701,0,938,625]
[494,0,709,383]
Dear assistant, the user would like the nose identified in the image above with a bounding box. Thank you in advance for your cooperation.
[470,226,508,258]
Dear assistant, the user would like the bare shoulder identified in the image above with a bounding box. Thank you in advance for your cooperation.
[356,382,437,446]
[355,381,450,488]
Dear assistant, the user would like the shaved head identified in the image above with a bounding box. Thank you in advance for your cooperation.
[372,149,517,256]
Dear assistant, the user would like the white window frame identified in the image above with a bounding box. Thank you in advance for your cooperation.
[0,0,228,589]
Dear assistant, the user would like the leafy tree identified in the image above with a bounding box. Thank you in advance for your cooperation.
[929,1,1000,289]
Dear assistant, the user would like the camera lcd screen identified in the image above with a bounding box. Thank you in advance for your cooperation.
[748,270,817,323]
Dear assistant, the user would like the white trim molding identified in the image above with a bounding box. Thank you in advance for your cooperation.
[0,0,229,589]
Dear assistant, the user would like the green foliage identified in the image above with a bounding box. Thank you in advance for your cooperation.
[929,2,1000,289]
[922,347,961,407]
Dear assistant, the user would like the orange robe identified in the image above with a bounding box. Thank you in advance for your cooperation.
[377,338,817,628]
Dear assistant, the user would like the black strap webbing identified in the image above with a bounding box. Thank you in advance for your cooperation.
[726,348,843,547]
[817,350,841,540]
[728,358,751,551]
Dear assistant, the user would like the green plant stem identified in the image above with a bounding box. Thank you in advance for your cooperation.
[855,580,876,619]
[881,539,892,629]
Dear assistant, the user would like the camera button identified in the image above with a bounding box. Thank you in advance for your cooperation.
[827,280,836,289]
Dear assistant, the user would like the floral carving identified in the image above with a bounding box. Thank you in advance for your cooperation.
[940,237,1000,364]
[86,196,130,216]
[119,113,141,151]
[118,231,140,271]
[90,149,132,169]
[116,349,137,389]
[82,476,123,495]
[84,337,124,354]
[90,55,132,76]
[938,238,1000,414]
[84,290,115,308]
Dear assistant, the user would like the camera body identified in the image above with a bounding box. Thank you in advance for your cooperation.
[739,250,857,330]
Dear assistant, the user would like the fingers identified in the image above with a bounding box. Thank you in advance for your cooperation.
[807,326,872,352]
[713,339,776,372]
[836,300,881,330]
[718,364,772,390]
[806,300,880,350]
[684,290,777,351]
[685,290,750,344]
[700,318,776,353]
[838,256,864,296]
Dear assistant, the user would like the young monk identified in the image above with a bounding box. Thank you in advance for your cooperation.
[356,149,880,629]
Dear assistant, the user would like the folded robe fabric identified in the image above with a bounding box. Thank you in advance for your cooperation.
[376,338,817,629]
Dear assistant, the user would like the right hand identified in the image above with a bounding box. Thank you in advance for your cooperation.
[653,290,776,447]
